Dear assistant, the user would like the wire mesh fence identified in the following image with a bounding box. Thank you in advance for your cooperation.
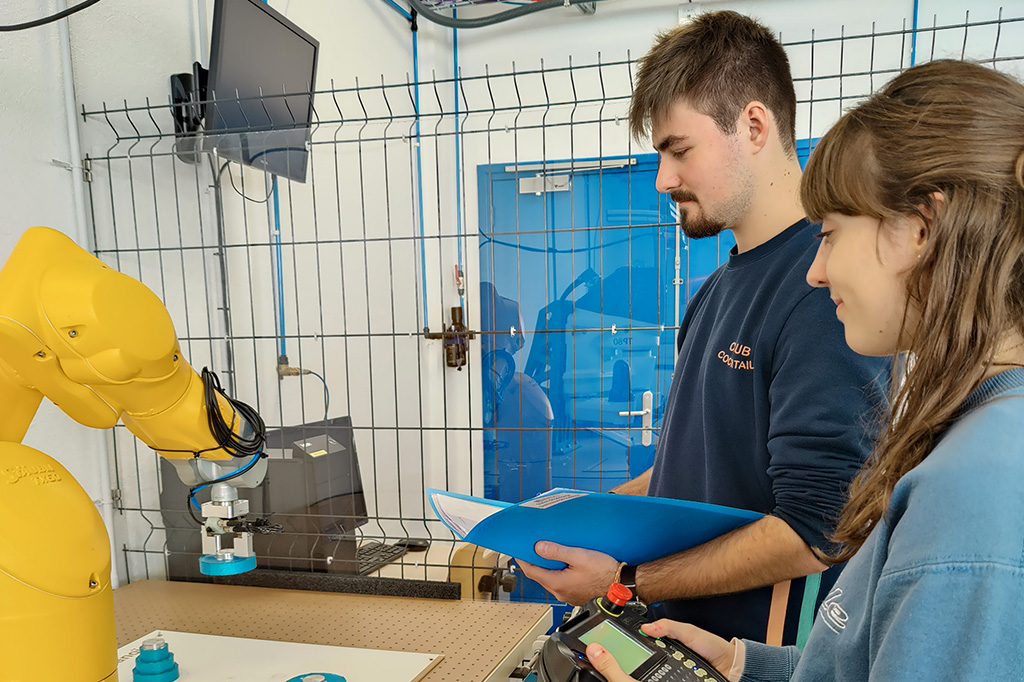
[80,10,1024,602]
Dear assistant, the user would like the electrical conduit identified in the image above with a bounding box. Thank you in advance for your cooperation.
[57,0,119,589]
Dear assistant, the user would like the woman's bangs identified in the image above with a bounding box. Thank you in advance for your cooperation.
[801,115,882,223]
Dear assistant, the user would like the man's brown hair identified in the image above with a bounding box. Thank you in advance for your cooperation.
[629,11,797,155]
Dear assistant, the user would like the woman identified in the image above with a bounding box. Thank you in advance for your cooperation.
[587,59,1024,681]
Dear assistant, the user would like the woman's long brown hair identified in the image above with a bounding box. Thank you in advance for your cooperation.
[801,60,1024,562]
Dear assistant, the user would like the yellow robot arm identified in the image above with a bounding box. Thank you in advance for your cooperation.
[0,226,242,456]
[0,226,269,682]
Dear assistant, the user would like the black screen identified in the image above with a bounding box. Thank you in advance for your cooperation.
[204,0,318,183]
[160,417,371,577]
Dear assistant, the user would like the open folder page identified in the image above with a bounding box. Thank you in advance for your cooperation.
[427,488,762,570]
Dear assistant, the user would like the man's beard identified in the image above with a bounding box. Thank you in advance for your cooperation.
[671,190,727,239]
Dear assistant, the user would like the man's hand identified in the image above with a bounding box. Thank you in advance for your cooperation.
[586,620,736,682]
[516,542,620,605]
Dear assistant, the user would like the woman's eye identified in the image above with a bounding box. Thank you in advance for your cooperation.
[814,231,833,244]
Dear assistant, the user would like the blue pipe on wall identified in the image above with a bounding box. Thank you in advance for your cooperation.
[263,0,287,357]
[453,10,464,306]
[272,176,286,356]
[382,0,412,21]
[413,19,430,323]
[910,0,920,66]
[380,0,431,322]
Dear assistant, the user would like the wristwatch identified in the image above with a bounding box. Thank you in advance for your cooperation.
[619,563,638,596]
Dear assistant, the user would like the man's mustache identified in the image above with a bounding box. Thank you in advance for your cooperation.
[671,191,698,203]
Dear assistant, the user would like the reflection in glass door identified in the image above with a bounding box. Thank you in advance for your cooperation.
[478,154,734,505]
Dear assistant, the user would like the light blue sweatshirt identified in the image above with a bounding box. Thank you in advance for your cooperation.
[740,367,1024,681]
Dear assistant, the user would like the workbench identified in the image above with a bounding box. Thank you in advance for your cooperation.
[114,580,550,682]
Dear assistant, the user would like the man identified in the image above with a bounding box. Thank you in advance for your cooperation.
[518,11,886,646]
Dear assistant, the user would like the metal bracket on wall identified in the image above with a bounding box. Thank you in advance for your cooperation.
[424,306,478,370]
[422,327,479,341]
[504,158,636,174]
[50,157,93,183]
[423,305,478,342]
[518,174,570,195]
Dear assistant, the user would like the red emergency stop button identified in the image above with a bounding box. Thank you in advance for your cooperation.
[606,581,632,606]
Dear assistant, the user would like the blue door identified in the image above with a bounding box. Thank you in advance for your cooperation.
[478,153,741,503]
[476,142,816,611]
[477,153,733,607]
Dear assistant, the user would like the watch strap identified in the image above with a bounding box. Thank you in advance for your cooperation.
[619,563,638,591]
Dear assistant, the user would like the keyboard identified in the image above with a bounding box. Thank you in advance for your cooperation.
[356,541,408,575]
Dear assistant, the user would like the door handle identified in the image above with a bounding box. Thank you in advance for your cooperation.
[618,391,654,446]
[617,408,650,417]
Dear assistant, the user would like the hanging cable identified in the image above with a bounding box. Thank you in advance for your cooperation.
[182,368,275,528]
[307,370,331,422]
[214,160,280,204]
[158,367,266,458]
[187,451,263,523]
[227,164,275,203]
[201,367,266,458]
[186,452,283,535]
[402,0,609,29]
[1,0,103,31]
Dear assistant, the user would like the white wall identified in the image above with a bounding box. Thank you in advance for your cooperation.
[0,0,442,583]
[0,0,116,575]
[3,0,1021,582]
[453,0,1020,142]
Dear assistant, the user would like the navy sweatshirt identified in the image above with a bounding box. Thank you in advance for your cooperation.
[647,219,887,645]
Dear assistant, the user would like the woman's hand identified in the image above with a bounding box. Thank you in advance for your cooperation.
[640,620,736,672]
[585,619,736,682]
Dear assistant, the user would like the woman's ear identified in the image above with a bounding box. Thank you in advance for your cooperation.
[914,191,945,250]
[914,215,929,251]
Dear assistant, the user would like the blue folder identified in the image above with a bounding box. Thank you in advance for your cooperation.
[427,487,763,570]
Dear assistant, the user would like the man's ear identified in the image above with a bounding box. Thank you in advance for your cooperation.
[739,101,771,153]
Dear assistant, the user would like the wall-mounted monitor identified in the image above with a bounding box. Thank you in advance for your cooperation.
[203,0,319,183]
